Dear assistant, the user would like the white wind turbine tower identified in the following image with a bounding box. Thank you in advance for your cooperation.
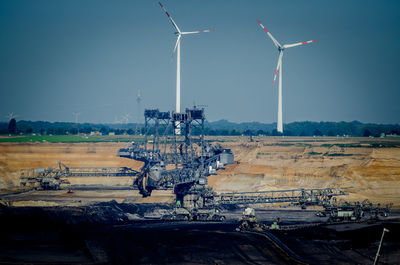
[135,88,142,135]
[159,2,214,134]
[114,115,120,124]
[72,112,81,124]
[257,19,317,133]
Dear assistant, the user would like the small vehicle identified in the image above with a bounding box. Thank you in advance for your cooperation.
[237,207,266,231]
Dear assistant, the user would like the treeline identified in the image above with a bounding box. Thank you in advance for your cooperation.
[0,120,137,136]
[1,119,399,137]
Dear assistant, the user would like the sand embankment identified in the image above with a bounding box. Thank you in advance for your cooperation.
[208,137,400,207]
[1,137,399,207]
[0,142,143,189]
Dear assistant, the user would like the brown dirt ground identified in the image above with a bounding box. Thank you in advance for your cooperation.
[1,137,399,207]
[208,137,400,207]
[0,142,143,189]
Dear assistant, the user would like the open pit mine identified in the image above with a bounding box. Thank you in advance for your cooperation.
[1,108,399,264]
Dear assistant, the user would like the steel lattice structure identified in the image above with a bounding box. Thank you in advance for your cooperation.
[216,188,348,207]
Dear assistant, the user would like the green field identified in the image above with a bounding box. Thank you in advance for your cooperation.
[0,135,144,143]
[0,134,239,143]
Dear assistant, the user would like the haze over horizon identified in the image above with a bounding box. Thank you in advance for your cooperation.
[1,0,399,124]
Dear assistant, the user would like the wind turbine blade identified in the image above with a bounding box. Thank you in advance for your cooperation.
[182,30,215,35]
[256,19,281,48]
[273,51,283,86]
[159,2,181,33]
[173,34,181,54]
[283,39,317,49]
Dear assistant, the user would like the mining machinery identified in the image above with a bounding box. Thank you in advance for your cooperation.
[216,188,348,208]
[18,107,366,222]
[20,163,70,190]
[161,207,225,221]
[20,107,348,213]
[116,107,354,220]
[316,199,392,222]
[237,207,266,231]
[118,107,234,208]
[20,162,139,190]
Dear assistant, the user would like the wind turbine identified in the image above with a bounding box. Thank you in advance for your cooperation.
[257,19,317,133]
[72,112,81,124]
[114,115,120,124]
[122,113,132,125]
[159,2,214,134]
[5,112,17,121]
[135,88,142,135]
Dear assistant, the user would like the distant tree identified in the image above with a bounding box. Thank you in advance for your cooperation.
[83,127,92,134]
[56,127,66,135]
[70,128,78,134]
[230,129,240,136]
[243,129,252,136]
[327,131,335,136]
[313,129,323,136]
[127,129,134,135]
[100,126,109,134]
[219,129,229,136]
[209,129,217,136]
[256,129,266,136]
[271,129,282,136]
[26,127,33,134]
[283,130,293,136]
[8,118,17,134]
[363,129,371,137]
[113,129,123,135]
[300,131,307,136]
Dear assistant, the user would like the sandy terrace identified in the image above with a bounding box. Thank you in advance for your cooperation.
[0,142,143,189]
[1,137,400,207]
[208,137,400,207]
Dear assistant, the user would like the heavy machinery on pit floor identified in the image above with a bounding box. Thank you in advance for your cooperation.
[117,107,354,220]
[161,207,225,221]
[20,163,70,190]
[237,198,392,232]
[236,207,266,231]
[316,199,392,223]
[118,107,234,207]
[17,107,389,223]
[116,107,236,220]
[216,188,348,208]
[20,162,139,190]
[18,107,349,215]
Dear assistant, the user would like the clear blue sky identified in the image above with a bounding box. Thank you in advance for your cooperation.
[1,0,399,124]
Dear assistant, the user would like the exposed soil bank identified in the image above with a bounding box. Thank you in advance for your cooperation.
[1,137,400,207]
[210,137,400,207]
